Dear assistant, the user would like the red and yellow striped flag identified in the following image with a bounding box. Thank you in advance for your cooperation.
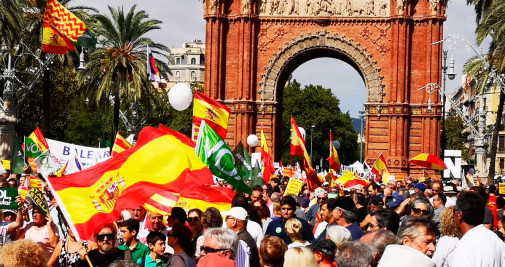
[192,91,230,141]
[260,125,275,184]
[327,130,341,172]
[47,126,215,241]
[42,22,75,54]
[290,116,313,171]
[111,132,132,157]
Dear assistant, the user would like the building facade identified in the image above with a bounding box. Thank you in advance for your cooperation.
[167,40,205,88]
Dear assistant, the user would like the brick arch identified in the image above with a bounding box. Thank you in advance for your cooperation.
[259,31,384,107]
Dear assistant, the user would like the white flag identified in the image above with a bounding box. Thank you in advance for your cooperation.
[34,150,59,178]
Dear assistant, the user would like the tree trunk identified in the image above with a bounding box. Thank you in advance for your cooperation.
[488,89,505,184]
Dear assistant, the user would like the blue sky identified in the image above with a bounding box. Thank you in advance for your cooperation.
[74,0,483,117]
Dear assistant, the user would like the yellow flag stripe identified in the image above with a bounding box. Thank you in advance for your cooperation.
[56,135,207,224]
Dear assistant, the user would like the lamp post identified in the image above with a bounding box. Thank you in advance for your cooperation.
[440,50,456,158]
[310,125,315,162]
[359,108,365,163]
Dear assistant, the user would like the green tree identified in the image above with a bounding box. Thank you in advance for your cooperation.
[0,0,22,49]
[281,80,358,168]
[445,114,470,162]
[78,5,171,144]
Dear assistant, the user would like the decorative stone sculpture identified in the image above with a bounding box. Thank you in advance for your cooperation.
[397,0,405,15]
[242,0,251,14]
[258,0,390,17]
[430,0,439,15]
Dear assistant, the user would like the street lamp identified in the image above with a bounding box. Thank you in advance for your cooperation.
[359,108,366,163]
[439,50,457,157]
[310,125,315,162]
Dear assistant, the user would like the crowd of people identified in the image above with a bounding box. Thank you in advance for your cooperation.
[0,173,504,267]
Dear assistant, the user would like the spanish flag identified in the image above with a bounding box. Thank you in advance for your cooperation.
[260,125,275,184]
[327,130,341,172]
[47,126,215,241]
[111,132,133,157]
[43,0,96,54]
[192,91,230,141]
[144,185,234,215]
[290,116,313,171]
[371,153,390,183]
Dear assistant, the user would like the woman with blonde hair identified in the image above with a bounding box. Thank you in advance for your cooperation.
[285,218,310,248]
[260,236,287,267]
[283,247,318,267]
[432,206,463,267]
[0,239,46,267]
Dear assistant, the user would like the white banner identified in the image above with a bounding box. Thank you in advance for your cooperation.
[46,139,110,166]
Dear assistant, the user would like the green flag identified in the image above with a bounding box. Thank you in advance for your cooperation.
[12,135,24,174]
[250,160,264,188]
[25,136,42,158]
[232,142,252,183]
[0,188,19,210]
[195,121,252,194]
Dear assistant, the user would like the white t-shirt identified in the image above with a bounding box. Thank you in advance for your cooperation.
[246,220,264,248]
[432,236,459,267]
[445,225,505,267]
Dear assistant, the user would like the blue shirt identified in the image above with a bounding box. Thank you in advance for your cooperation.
[346,222,364,241]
[265,216,314,245]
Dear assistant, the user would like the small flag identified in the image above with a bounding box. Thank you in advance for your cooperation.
[232,142,252,183]
[34,150,59,178]
[147,45,161,82]
[18,177,29,201]
[249,160,264,188]
[260,125,275,184]
[371,153,390,183]
[25,127,50,158]
[54,161,68,177]
[327,130,341,172]
[65,150,82,175]
[192,91,230,141]
[195,121,252,194]
[12,135,25,175]
[111,132,133,157]
[290,116,313,171]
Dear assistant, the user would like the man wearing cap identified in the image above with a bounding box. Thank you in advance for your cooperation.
[360,195,384,231]
[224,207,260,267]
[443,184,457,207]
[445,192,505,266]
[265,196,314,245]
[310,239,337,267]
[306,188,328,225]
[413,183,427,195]
[330,196,363,240]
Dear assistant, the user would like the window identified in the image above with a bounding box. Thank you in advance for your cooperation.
[175,71,180,78]
[500,158,505,171]
[191,71,196,80]
[176,57,181,64]
[499,135,505,152]
[191,58,196,64]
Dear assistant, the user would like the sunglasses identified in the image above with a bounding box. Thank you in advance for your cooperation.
[317,197,328,201]
[187,217,200,222]
[201,246,228,254]
[412,208,430,215]
[97,233,115,241]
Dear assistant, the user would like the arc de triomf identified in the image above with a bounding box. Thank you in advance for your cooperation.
[203,0,446,176]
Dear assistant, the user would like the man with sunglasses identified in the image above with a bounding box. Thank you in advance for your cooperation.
[77,224,124,267]
[199,228,238,265]
[306,188,328,225]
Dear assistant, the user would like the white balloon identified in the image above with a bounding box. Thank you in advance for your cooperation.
[298,127,306,140]
[168,83,193,111]
[247,134,259,147]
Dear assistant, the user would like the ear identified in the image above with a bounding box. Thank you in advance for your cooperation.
[402,236,410,246]
[131,229,137,236]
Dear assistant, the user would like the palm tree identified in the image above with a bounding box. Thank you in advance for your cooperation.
[78,5,170,143]
[0,0,22,49]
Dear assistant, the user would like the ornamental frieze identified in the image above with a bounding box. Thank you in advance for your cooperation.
[258,0,390,17]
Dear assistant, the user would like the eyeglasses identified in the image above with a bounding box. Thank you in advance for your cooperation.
[187,217,200,222]
[201,246,229,254]
[412,208,430,215]
[97,233,115,241]
[317,197,328,201]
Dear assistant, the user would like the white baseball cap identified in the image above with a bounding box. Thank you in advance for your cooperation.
[222,207,249,221]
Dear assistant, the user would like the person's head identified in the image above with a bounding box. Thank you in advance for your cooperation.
[336,242,375,267]
[0,239,46,267]
[146,231,166,257]
[202,207,223,230]
[410,198,433,218]
[32,207,47,226]
[251,186,264,203]
[254,199,271,219]
[368,196,384,211]
[283,247,318,267]
[259,236,287,267]
[431,181,443,195]
[280,196,296,220]
[398,216,438,257]
[321,199,336,223]
[498,216,505,237]
[359,229,399,263]
[224,207,249,232]
[398,188,410,198]
[96,224,117,254]
[332,196,357,224]
[353,193,365,207]
[187,208,203,228]
[432,193,447,209]
[368,209,400,234]
[367,183,380,196]
[311,239,337,264]
[168,223,195,256]
[455,191,486,230]
[440,206,463,238]
[168,207,187,227]
[131,206,147,222]
[149,212,164,231]
[232,193,250,210]
[3,210,16,223]
[7,178,17,188]
[201,228,238,259]
[285,218,304,242]
[316,191,328,206]
[119,219,140,245]
[325,225,352,248]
